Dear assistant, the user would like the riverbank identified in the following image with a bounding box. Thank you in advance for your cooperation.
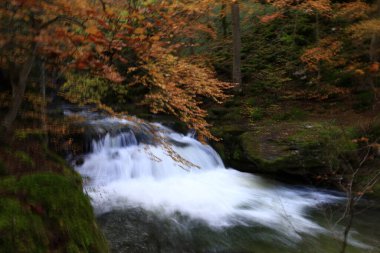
[207,95,380,198]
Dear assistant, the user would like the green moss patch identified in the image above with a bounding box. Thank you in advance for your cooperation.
[0,172,108,253]
[238,122,357,175]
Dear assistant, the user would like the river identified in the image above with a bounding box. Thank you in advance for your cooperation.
[66,109,380,253]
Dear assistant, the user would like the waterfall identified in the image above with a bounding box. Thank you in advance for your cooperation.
[74,117,341,240]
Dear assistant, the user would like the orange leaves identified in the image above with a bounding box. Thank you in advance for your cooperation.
[138,54,233,140]
[1,0,231,140]
[134,27,146,35]
[299,0,332,14]
[86,25,101,36]
[268,0,332,16]
[102,65,125,83]
[335,1,370,20]
[260,12,284,23]
[369,62,380,73]
[352,137,369,143]
[301,38,342,71]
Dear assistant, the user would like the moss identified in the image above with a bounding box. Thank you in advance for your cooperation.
[0,197,47,253]
[43,145,71,168]
[288,124,355,147]
[212,142,226,161]
[248,107,265,121]
[287,124,356,169]
[239,131,299,173]
[0,173,108,253]
[232,148,243,160]
[238,123,357,175]
[272,107,308,121]
[14,151,35,168]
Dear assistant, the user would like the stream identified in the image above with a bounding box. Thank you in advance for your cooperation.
[67,109,380,253]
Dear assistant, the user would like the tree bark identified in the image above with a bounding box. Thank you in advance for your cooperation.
[1,51,36,131]
[40,61,48,145]
[370,33,378,63]
[231,1,242,89]
[315,12,322,82]
[220,2,228,38]
[367,0,380,103]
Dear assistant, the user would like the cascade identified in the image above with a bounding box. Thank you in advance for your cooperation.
[75,117,341,240]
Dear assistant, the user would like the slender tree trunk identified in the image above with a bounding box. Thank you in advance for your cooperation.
[40,61,48,145]
[231,1,242,89]
[369,0,380,63]
[368,0,380,103]
[315,12,322,82]
[368,35,378,102]
[1,51,36,131]
[220,2,228,38]
[340,191,355,253]
[370,33,378,62]
[292,11,299,47]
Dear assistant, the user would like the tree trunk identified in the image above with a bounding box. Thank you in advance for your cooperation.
[40,61,48,145]
[340,191,355,253]
[368,0,380,103]
[292,11,299,47]
[231,1,242,89]
[370,33,378,63]
[315,12,322,82]
[1,52,36,131]
[220,2,228,38]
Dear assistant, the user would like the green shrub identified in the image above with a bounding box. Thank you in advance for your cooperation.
[354,91,375,110]
[14,151,35,168]
[248,107,265,121]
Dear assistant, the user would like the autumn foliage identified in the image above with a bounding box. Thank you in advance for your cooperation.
[0,0,232,140]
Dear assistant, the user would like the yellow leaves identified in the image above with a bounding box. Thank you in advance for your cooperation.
[348,19,380,39]
[151,35,161,41]
[354,69,365,76]
[71,0,90,10]
[134,27,146,35]
[86,25,100,36]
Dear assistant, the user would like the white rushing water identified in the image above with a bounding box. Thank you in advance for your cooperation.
[75,117,341,240]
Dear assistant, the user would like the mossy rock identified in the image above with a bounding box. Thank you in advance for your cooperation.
[239,123,356,175]
[211,124,247,138]
[0,172,108,253]
[210,124,248,167]
[239,131,312,174]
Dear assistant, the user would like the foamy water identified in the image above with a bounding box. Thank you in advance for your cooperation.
[74,117,343,240]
